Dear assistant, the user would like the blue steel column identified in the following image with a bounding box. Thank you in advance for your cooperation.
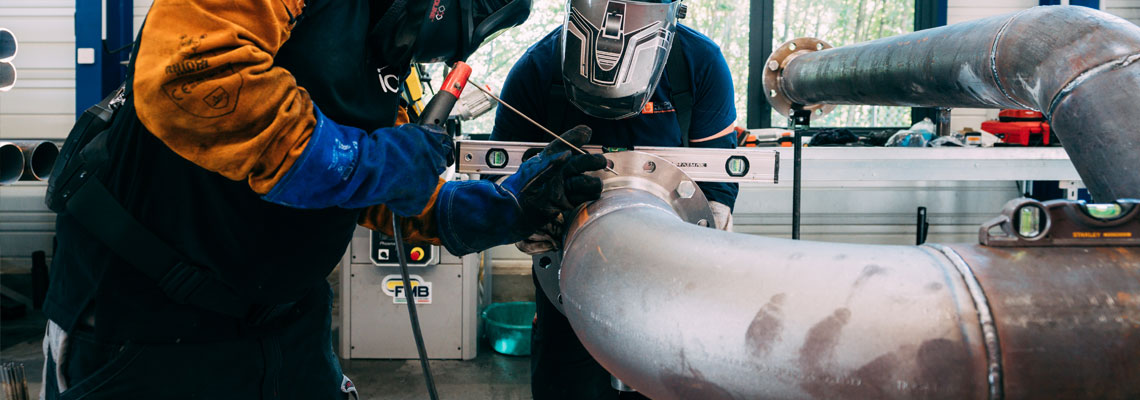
[1040,0,1100,7]
[75,0,133,118]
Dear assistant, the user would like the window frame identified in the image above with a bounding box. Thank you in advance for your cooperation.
[746,0,947,129]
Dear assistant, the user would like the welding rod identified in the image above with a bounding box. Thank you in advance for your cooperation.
[467,80,618,175]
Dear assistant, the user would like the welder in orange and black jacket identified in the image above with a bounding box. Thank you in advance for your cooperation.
[40,0,605,398]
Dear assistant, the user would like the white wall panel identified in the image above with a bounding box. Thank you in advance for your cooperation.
[1105,0,1140,25]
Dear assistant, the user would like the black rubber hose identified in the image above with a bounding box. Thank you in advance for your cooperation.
[392,215,440,400]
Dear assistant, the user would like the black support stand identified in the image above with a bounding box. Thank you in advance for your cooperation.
[788,109,812,240]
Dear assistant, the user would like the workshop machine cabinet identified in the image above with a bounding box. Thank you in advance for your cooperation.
[339,226,487,360]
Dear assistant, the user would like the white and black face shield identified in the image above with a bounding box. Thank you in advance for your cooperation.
[560,0,683,120]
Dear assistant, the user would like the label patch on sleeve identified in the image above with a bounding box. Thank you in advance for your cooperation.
[161,63,242,118]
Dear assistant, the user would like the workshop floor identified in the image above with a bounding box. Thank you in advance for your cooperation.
[0,267,538,400]
[0,308,532,400]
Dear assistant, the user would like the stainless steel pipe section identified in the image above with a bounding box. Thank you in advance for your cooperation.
[561,190,1140,399]
[14,140,60,181]
[765,6,1140,202]
[0,141,23,185]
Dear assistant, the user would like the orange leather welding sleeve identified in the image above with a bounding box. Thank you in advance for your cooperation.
[357,107,445,245]
[133,0,312,195]
[134,0,443,243]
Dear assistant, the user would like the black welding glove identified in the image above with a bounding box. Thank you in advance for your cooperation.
[503,125,607,233]
[436,125,606,255]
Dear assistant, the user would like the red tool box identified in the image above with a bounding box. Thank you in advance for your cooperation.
[981,109,1052,146]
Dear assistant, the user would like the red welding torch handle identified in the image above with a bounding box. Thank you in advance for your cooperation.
[419,62,472,127]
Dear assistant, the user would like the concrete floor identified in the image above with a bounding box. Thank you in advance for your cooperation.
[0,307,533,400]
[0,267,538,400]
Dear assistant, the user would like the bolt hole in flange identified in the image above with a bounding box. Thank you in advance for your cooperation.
[643,161,656,173]
[539,256,553,269]
[762,37,837,119]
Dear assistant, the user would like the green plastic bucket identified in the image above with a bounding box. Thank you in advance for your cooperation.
[482,301,535,356]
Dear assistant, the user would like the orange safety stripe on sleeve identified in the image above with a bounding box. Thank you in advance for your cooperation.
[133,0,313,195]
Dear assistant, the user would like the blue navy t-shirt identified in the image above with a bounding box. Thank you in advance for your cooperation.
[490,25,739,209]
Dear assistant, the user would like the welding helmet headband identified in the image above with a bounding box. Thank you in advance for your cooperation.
[560,0,684,120]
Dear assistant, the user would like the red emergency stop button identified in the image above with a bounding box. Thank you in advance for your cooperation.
[410,247,425,261]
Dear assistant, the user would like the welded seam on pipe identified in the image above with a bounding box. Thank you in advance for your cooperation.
[1044,53,1140,119]
[925,244,1004,400]
[989,11,1035,112]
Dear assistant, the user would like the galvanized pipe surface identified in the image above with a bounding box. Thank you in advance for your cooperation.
[768,6,1140,201]
[560,190,1140,399]
[561,190,991,399]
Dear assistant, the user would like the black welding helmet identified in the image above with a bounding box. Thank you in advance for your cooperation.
[417,0,532,64]
[374,0,531,65]
[561,0,684,119]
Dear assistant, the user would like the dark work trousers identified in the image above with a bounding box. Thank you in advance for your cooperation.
[531,274,649,400]
[43,287,348,400]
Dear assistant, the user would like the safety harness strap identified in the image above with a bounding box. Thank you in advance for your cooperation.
[65,175,293,325]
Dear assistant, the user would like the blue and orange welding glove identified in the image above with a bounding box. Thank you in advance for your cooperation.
[436,125,607,255]
[262,104,453,216]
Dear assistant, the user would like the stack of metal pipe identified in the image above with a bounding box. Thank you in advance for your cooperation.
[1,362,29,400]
[0,140,59,185]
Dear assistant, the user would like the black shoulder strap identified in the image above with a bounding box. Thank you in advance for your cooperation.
[66,172,292,325]
[665,38,693,146]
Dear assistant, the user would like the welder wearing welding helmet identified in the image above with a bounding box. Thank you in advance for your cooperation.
[489,0,740,398]
[40,0,606,399]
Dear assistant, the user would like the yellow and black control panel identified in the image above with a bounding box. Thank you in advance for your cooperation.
[370,230,440,266]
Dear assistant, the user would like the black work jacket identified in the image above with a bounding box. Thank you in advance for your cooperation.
[45,0,406,343]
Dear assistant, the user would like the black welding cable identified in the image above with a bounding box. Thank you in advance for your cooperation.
[392,215,440,400]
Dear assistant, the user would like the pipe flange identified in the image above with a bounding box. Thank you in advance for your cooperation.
[585,151,714,228]
[762,37,836,119]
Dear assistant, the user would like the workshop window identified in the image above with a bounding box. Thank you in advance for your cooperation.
[684,0,751,131]
[770,0,915,127]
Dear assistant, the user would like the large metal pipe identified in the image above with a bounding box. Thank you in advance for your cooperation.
[0,141,24,185]
[561,186,1140,399]
[14,140,60,181]
[763,6,1140,202]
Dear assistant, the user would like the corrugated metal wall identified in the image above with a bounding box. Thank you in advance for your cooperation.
[0,0,77,140]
